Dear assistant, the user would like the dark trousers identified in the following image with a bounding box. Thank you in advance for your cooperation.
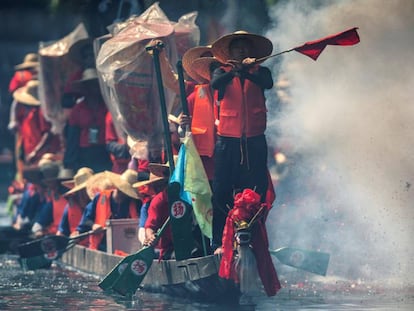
[211,134,268,249]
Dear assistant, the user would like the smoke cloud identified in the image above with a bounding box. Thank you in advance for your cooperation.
[264,0,414,286]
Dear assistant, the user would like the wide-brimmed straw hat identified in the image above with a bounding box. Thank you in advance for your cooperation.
[23,153,60,184]
[105,169,139,199]
[182,46,213,83]
[191,57,222,83]
[62,167,95,197]
[67,38,94,64]
[71,68,100,92]
[85,171,114,199]
[211,30,273,63]
[38,154,60,180]
[147,155,177,178]
[13,80,40,106]
[43,167,74,184]
[22,166,43,185]
[133,171,167,189]
[15,53,39,70]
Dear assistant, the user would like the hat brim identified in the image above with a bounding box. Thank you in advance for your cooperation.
[105,171,139,200]
[191,57,222,83]
[71,77,100,92]
[15,62,39,70]
[22,166,43,184]
[211,32,273,63]
[148,163,170,178]
[133,176,167,188]
[61,180,75,189]
[13,87,40,106]
[63,181,89,197]
[182,46,212,83]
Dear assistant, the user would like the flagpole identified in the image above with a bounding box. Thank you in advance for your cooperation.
[255,48,295,63]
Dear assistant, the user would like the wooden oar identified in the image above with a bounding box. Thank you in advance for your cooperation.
[270,247,330,276]
[165,60,195,261]
[100,217,170,295]
[17,228,105,258]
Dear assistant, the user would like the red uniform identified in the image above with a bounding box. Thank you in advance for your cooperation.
[145,189,173,258]
[105,112,129,173]
[8,70,34,93]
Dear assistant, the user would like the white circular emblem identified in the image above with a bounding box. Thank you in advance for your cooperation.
[290,250,305,266]
[171,200,186,219]
[130,259,148,276]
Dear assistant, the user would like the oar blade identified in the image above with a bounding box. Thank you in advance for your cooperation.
[110,246,156,296]
[271,247,330,276]
[98,254,135,291]
[19,255,53,270]
[168,182,194,261]
[18,235,69,258]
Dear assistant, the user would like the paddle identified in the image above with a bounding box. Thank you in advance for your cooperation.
[270,247,330,276]
[19,237,80,270]
[162,60,195,261]
[99,217,170,294]
[17,228,105,258]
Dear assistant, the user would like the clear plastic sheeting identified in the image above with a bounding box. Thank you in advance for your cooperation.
[96,2,199,158]
[38,23,89,134]
[173,11,200,59]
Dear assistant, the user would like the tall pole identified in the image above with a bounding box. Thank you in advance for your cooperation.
[146,42,175,174]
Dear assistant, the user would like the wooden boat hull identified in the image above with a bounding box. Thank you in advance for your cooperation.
[60,244,240,302]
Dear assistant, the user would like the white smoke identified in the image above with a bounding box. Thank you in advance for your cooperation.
[265,0,414,286]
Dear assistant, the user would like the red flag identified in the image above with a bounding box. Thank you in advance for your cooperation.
[294,27,360,60]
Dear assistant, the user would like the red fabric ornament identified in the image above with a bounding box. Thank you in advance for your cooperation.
[219,189,281,296]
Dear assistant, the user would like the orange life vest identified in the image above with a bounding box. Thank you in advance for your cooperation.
[89,189,138,250]
[215,66,267,138]
[67,202,89,246]
[46,194,67,235]
[67,202,84,233]
[190,84,216,157]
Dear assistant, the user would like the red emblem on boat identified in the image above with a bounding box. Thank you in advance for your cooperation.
[130,259,147,276]
[44,250,58,260]
[171,201,186,219]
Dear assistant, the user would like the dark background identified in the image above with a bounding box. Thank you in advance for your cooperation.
[0,0,276,199]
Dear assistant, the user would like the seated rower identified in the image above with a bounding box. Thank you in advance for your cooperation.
[57,167,95,246]
[135,163,173,260]
[30,155,72,237]
[133,164,169,248]
[76,169,140,251]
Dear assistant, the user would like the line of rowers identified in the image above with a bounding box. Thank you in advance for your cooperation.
[9,30,278,260]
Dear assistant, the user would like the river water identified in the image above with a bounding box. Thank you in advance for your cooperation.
[1,203,413,310]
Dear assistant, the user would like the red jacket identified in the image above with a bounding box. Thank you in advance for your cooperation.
[105,111,129,173]
[68,99,107,147]
[145,189,173,258]
[9,70,33,93]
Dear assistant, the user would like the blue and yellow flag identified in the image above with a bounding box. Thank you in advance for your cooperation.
[170,135,213,239]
